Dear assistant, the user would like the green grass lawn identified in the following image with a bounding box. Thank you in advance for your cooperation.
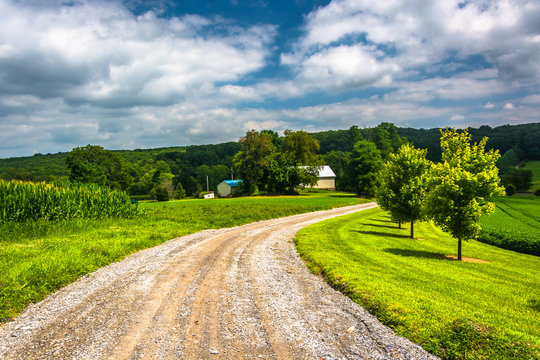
[295,207,540,360]
[0,191,365,321]
[478,196,540,255]
[523,160,540,192]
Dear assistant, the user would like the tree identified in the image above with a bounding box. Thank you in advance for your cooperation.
[233,130,276,193]
[377,144,431,238]
[371,122,406,159]
[282,129,321,165]
[65,145,129,190]
[347,140,383,197]
[425,128,504,260]
[502,167,533,192]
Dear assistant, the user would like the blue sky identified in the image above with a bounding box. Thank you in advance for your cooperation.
[0,0,539,157]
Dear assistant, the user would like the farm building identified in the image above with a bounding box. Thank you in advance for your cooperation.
[314,165,336,190]
[217,180,243,197]
[305,165,336,190]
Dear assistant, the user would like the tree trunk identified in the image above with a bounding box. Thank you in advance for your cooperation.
[398,220,401,229]
[457,238,462,261]
[410,221,414,239]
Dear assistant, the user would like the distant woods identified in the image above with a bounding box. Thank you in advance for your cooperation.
[1,122,539,200]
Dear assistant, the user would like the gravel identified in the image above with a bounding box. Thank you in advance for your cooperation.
[0,202,438,359]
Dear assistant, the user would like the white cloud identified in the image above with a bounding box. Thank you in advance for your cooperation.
[450,114,465,121]
[484,102,496,109]
[286,0,540,94]
[504,103,515,109]
[0,0,275,108]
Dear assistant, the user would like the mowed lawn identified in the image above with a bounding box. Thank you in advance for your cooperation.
[0,192,365,321]
[295,207,540,359]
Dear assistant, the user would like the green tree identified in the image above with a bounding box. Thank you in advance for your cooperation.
[282,129,321,166]
[65,145,129,190]
[377,144,431,238]
[371,122,406,159]
[425,129,504,260]
[347,140,383,197]
[502,167,533,191]
[233,130,276,193]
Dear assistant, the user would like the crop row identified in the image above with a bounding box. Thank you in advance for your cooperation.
[478,197,539,256]
[0,180,139,222]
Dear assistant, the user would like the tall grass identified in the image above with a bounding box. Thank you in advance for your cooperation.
[0,180,139,222]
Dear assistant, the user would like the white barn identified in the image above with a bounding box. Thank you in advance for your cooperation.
[312,165,336,190]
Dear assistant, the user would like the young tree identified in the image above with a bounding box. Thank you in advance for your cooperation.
[377,144,431,238]
[347,140,383,197]
[425,128,504,260]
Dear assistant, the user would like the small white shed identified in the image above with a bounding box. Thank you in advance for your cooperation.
[217,180,243,197]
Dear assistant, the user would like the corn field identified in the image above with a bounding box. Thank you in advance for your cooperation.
[0,180,139,222]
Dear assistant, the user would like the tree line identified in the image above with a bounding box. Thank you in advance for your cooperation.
[1,122,538,198]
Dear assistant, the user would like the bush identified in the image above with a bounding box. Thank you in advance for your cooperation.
[153,185,170,202]
[505,184,516,196]
[535,189,540,196]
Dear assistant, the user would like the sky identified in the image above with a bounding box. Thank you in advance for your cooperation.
[0,0,539,158]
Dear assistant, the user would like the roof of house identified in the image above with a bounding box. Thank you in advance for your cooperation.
[318,165,336,178]
[299,165,336,178]
[222,180,243,187]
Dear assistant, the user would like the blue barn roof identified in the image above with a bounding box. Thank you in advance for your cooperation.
[223,180,243,187]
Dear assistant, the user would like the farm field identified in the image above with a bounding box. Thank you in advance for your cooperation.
[0,191,365,321]
[478,196,540,255]
[295,207,540,360]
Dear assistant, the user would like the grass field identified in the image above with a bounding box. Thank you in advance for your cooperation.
[295,207,540,360]
[478,196,540,255]
[523,160,540,192]
[0,191,365,321]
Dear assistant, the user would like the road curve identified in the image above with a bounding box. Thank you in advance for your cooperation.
[0,202,437,359]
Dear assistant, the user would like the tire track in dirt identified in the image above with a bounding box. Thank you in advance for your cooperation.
[0,202,438,360]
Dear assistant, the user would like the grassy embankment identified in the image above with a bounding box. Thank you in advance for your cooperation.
[478,196,539,255]
[295,207,539,360]
[0,190,365,322]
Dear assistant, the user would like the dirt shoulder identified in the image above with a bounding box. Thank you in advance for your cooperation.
[0,203,437,359]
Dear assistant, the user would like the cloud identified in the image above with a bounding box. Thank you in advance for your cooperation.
[283,0,540,96]
[0,0,276,109]
[503,103,515,110]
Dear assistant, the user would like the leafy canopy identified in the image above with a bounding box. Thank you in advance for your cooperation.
[377,143,431,237]
[426,128,504,245]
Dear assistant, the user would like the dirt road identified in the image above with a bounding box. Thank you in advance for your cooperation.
[0,203,437,359]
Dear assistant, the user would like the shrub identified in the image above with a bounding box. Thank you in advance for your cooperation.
[535,189,540,196]
[505,184,516,196]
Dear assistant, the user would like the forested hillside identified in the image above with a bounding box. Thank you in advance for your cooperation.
[1,122,539,197]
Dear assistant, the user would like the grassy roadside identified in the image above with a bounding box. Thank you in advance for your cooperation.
[295,207,540,360]
[0,191,364,321]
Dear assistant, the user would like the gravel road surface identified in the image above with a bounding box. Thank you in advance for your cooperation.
[0,202,438,359]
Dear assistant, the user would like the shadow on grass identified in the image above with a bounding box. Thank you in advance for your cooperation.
[369,217,394,223]
[384,248,446,259]
[363,223,403,230]
[352,230,410,239]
